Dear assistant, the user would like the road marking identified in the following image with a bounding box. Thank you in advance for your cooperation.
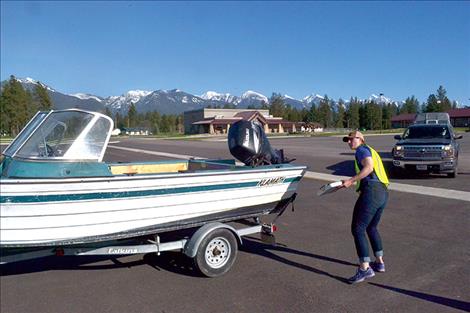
[304,171,470,202]
[108,145,470,202]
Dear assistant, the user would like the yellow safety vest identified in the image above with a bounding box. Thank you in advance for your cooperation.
[354,144,389,192]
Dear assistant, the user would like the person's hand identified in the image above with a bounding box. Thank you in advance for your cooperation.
[342,178,355,188]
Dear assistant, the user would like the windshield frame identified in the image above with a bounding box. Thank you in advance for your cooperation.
[2,111,51,158]
[3,109,114,162]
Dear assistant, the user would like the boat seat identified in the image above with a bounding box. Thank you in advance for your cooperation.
[109,162,188,175]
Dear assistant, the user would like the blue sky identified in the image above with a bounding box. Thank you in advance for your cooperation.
[1,1,469,105]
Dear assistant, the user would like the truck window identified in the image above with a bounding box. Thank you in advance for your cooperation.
[403,126,450,139]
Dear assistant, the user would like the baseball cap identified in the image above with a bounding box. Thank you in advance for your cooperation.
[342,130,365,143]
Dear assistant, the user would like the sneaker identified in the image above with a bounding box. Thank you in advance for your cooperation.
[370,261,385,273]
[348,267,375,284]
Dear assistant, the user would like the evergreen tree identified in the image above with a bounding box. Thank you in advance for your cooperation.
[371,102,383,130]
[400,96,419,114]
[223,103,235,109]
[346,97,360,129]
[335,98,346,128]
[176,114,184,133]
[104,107,112,118]
[307,104,319,123]
[160,115,172,133]
[33,82,53,110]
[269,93,285,117]
[127,103,137,127]
[288,107,302,122]
[115,112,125,129]
[436,85,452,111]
[425,94,439,112]
[318,95,332,128]
[300,108,310,123]
[0,80,13,135]
[149,111,161,134]
[0,75,32,136]
[362,100,383,130]
[260,100,269,110]
[425,86,452,112]
[382,103,393,129]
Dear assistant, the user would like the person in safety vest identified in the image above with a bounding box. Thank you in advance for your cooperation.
[341,130,389,284]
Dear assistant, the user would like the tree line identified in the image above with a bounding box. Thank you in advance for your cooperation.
[106,103,184,135]
[264,85,458,130]
[0,75,52,136]
[0,74,461,137]
[0,75,183,136]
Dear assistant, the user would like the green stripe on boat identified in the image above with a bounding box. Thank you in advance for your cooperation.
[1,177,301,204]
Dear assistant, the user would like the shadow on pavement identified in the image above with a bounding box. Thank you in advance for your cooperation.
[240,237,355,284]
[326,160,355,176]
[0,252,202,277]
[0,255,149,276]
[369,282,470,312]
[0,251,207,277]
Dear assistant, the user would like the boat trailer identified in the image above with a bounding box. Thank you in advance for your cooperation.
[0,220,279,277]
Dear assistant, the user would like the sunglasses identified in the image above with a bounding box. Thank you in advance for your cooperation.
[348,137,361,141]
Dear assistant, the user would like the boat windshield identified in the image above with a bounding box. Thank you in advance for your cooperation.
[4,109,113,161]
[3,111,49,157]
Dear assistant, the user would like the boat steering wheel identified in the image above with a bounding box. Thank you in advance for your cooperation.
[45,144,57,157]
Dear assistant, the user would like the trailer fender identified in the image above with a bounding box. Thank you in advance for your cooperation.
[183,222,242,258]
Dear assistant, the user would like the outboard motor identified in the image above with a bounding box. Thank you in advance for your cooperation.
[228,120,294,166]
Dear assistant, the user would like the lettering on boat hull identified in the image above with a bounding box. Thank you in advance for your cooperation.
[257,177,286,187]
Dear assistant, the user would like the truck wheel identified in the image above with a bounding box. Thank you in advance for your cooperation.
[391,167,402,178]
[194,228,238,277]
[447,171,457,178]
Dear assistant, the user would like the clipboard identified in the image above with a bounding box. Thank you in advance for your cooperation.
[317,181,343,196]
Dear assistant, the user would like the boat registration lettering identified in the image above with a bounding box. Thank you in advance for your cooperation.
[108,248,138,254]
[258,176,286,187]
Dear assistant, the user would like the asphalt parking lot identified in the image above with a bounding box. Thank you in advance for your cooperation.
[1,134,469,313]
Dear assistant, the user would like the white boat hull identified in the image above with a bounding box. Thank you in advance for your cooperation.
[0,166,304,247]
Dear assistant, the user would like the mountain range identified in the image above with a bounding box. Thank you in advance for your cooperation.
[3,77,397,115]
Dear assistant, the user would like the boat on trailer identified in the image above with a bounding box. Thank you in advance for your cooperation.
[0,109,306,276]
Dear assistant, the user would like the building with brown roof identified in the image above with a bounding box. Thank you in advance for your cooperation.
[447,108,470,127]
[184,108,298,135]
[391,113,416,128]
[391,108,470,128]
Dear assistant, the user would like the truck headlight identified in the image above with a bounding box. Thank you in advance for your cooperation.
[442,145,454,157]
[393,146,404,157]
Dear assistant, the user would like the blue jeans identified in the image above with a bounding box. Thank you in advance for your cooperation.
[351,181,388,263]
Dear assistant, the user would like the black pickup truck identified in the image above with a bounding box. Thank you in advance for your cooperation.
[392,120,463,178]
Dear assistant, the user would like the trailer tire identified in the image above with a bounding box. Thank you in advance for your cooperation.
[194,228,238,277]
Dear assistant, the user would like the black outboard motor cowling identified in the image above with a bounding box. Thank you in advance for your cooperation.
[228,120,293,166]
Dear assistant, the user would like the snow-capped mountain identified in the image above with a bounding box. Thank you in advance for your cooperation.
[369,94,392,105]
[200,91,238,104]
[104,90,151,112]
[7,77,105,111]
[235,90,269,108]
[16,77,56,92]
[12,77,56,93]
[303,94,325,106]
[4,76,404,115]
[282,94,306,110]
[133,89,206,115]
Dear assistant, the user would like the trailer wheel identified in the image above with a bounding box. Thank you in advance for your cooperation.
[194,228,238,277]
